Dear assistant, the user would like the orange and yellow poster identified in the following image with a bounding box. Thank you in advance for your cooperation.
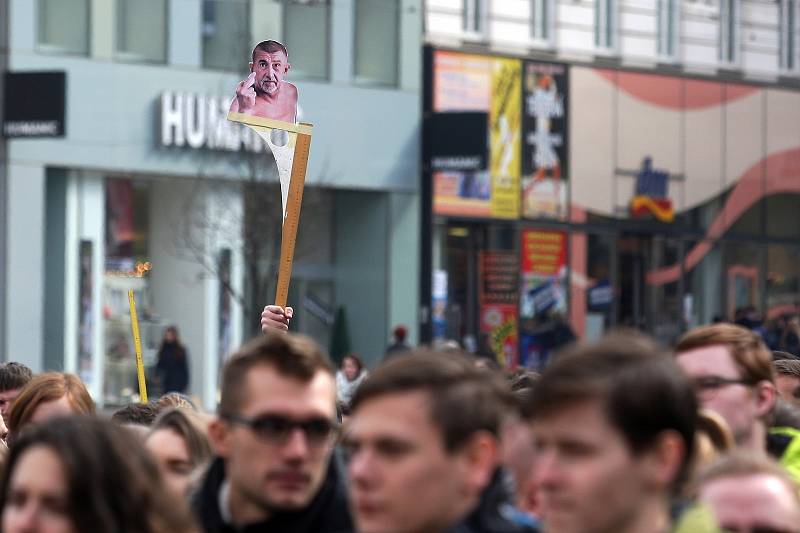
[489,58,521,219]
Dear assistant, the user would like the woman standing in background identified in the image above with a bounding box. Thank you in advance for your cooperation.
[156,326,189,395]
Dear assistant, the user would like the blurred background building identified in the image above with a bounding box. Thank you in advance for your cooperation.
[0,0,421,408]
[421,0,800,368]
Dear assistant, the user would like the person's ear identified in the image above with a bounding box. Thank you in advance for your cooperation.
[640,430,685,490]
[754,380,777,419]
[284,63,291,74]
[459,431,498,494]
[249,62,254,73]
[208,417,232,458]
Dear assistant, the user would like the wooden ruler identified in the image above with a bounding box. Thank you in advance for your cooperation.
[127,290,148,403]
[274,126,313,308]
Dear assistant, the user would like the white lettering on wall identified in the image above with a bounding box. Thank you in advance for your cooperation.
[159,92,261,153]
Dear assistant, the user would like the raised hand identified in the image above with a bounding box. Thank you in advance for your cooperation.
[235,72,257,112]
[261,305,294,333]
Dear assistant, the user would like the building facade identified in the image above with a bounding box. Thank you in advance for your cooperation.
[1,0,421,408]
[422,0,800,367]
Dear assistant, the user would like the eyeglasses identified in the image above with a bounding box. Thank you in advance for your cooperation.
[692,376,753,393]
[721,526,800,533]
[222,413,339,446]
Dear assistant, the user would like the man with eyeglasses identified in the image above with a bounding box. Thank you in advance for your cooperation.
[192,332,352,533]
[675,323,800,483]
[675,323,777,454]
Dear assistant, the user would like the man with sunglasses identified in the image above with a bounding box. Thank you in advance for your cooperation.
[193,333,352,533]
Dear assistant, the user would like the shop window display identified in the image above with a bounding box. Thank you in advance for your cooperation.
[104,179,161,405]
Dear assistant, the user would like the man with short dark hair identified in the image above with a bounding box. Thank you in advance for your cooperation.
[344,350,537,533]
[0,362,33,419]
[530,333,696,533]
[229,40,298,123]
[192,333,352,532]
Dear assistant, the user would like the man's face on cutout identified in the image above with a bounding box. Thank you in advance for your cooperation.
[250,50,290,96]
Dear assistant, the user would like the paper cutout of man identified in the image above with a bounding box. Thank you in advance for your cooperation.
[229,40,298,124]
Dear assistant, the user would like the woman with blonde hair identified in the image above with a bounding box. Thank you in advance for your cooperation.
[6,372,95,441]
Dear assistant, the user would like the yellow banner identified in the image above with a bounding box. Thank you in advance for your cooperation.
[489,58,521,219]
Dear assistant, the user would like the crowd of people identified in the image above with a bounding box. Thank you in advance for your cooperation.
[0,308,798,532]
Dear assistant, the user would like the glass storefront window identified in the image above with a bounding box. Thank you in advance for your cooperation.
[723,240,765,324]
[202,0,251,71]
[103,179,160,405]
[116,0,168,63]
[684,239,724,329]
[766,194,800,240]
[583,232,614,340]
[354,0,399,86]
[37,0,90,55]
[284,0,329,80]
[765,244,800,352]
[644,236,683,345]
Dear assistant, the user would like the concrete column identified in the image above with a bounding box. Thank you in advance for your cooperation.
[5,161,46,371]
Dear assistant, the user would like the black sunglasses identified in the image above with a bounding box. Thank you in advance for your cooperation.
[222,413,339,446]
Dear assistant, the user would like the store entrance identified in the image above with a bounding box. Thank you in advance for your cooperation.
[616,233,684,344]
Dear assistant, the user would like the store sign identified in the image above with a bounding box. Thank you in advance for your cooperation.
[2,71,66,138]
[427,112,487,171]
[159,92,261,153]
[629,157,675,223]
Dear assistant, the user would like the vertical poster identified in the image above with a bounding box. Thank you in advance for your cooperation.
[479,251,519,368]
[519,230,568,369]
[78,240,94,388]
[432,270,448,340]
[489,58,522,219]
[521,61,568,219]
[430,50,523,220]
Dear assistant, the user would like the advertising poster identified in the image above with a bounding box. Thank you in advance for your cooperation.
[432,270,448,340]
[479,251,519,367]
[489,59,522,219]
[522,61,568,219]
[520,229,567,317]
[429,50,522,219]
[519,230,567,369]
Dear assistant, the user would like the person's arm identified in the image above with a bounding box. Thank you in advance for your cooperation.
[231,72,257,114]
[261,305,294,332]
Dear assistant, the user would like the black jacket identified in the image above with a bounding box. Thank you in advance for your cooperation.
[191,456,354,533]
[155,342,189,393]
[446,470,540,533]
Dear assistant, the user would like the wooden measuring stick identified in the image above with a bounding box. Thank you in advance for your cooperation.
[274,128,312,307]
[127,290,148,403]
